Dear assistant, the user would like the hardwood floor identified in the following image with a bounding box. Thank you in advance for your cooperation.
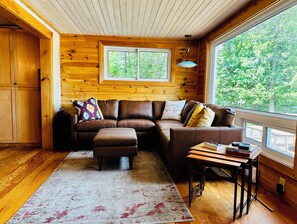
[0,146,68,223]
[1,147,296,224]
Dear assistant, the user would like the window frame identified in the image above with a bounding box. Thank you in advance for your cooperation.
[206,0,297,174]
[236,110,296,168]
[99,40,176,86]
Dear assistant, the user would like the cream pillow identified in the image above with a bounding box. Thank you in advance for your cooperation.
[161,100,186,120]
[186,105,215,127]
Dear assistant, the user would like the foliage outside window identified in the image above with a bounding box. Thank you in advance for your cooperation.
[214,4,297,115]
[105,46,170,82]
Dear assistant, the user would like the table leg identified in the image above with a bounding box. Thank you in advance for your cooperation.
[233,168,238,221]
[240,163,245,217]
[201,163,206,191]
[246,160,253,214]
[188,158,193,207]
[255,157,259,200]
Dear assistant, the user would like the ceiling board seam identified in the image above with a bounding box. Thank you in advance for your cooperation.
[171,0,206,38]
[153,0,176,37]
[148,0,169,37]
[50,0,83,34]
[166,0,198,37]
[142,0,156,37]
[158,0,184,37]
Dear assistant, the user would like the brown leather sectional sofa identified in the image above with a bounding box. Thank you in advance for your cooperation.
[73,100,243,180]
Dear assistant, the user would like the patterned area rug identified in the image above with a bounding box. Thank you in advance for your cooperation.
[8,150,193,223]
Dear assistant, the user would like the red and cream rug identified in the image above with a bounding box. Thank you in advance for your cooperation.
[8,150,193,223]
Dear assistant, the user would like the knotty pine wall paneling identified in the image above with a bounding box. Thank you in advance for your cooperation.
[198,0,297,207]
[60,35,199,113]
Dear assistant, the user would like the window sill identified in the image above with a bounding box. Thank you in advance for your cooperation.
[99,79,175,87]
[259,154,297,181]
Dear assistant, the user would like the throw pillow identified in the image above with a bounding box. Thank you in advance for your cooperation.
[186,103,205,127]
[183,102,199,126]
[161,100,186,120]
[72,97,104,122]
[196,107,216,127]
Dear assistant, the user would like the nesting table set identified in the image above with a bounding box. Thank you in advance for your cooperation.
[187,143,261,221]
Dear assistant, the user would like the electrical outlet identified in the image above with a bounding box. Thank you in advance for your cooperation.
[279,177,285,191]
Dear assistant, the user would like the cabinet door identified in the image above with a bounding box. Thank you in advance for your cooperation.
[15,31,40,87]
[0,29,12,85]
[0,88,15,141]
[16,87,41,143]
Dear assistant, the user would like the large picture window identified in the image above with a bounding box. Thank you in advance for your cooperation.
[104,46,171,82]
[213,4,297,115]
[209,2,297,167]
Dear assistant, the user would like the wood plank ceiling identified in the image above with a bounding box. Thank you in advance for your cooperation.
[20,0,251,39]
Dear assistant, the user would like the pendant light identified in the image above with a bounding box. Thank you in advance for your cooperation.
[177,35,197,68]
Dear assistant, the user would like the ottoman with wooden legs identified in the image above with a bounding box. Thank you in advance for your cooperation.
[93,128,138,170]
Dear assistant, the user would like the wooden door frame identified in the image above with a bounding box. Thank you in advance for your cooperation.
[0,2,54,149]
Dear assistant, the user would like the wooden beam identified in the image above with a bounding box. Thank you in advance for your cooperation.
[0,0,52,39]
[40,39,53,149]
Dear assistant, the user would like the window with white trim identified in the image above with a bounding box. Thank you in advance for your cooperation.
[209,1,297,167]
[104,46,171,82]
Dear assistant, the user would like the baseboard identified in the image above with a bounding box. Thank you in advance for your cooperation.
[260,181,297,209]
[0,143,41,148]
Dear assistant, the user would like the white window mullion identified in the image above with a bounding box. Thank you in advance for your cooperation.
[137,49,140,80]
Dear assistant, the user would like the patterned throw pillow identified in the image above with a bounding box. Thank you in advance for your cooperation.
[186,104,215,127]
[72,97,104,122]
[161,100,186,121]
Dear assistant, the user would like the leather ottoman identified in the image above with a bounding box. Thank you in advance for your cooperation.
[93,128,138,170]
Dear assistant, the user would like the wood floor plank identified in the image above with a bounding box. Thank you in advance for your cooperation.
[0,149,68,223]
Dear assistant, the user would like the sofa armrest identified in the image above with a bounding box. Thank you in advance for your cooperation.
[169,125,243,158]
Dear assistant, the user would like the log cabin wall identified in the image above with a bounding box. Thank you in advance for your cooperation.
[60,35,199,113]
[198,0,297,208]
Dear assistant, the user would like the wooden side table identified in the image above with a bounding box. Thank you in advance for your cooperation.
[187,143,261,220]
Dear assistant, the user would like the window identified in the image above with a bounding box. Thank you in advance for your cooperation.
[267,128,295,158]
[209,1,297,167]
[104,46,171,82]
[245,122,263,143]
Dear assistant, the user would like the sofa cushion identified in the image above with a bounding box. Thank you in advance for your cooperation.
[119,100,153,120]
[98,100,119,120]
[155,120,184,142]
[161,100,186,120]
[74,119,117,132]
[181,100,198,122]
[152,101,165,120]
[93,128,137,147]
[117,119,155,132]
[204,104,235,127]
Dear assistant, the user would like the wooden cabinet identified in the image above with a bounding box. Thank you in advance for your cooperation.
[0,28,41,144]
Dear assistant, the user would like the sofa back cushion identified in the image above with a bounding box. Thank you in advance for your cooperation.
[152,101,165,120]
[181,100,198,122]
[119,100,153,120]
[204,103,235,126]
[97,100,119,120]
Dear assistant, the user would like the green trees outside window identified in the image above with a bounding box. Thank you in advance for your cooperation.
[106,47,170,81]
[214,4,297,115]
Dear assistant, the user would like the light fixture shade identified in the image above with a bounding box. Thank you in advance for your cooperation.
[177,60,197,68]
